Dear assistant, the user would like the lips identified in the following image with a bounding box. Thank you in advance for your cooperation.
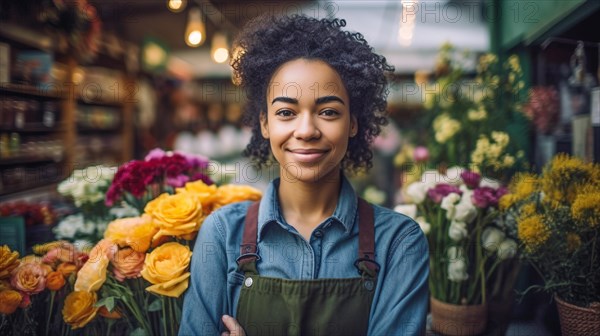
[287,148,329,163]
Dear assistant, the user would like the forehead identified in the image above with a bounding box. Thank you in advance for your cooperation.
[267,59,347,98]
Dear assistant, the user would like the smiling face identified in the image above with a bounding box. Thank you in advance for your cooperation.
[261,59,357,184]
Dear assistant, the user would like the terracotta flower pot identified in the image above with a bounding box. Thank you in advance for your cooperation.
[430,297,488,336]
[555,295,600,336]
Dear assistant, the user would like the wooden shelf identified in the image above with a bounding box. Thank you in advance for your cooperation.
[0,155,61,166]
[0,123,67,133]
[0,23,55,52]
[0,83,63,99]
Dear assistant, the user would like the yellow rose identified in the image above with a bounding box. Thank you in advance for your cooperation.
[147,192,203,241]
[10,262,46,294]
[177,180,218,213]
[75,248,109,292]
[104,215,157,253]
[141,242,192,298]
[143,193,170,215]
[62,291,99,329]
[0,245,20,279]
[0,290,22,314]
[209,184,262,210]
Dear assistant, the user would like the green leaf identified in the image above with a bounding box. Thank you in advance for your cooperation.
[148,299,162,312]
[94,296,116,311]
[130,327,148,336]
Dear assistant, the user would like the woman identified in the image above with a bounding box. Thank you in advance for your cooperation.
[179,15,429,336]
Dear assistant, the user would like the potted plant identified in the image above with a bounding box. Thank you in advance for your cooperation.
[500,154,600,335]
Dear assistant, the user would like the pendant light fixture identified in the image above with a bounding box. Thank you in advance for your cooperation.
[185,6,205,47]
[211,32,229,63]
[167,0,187,13]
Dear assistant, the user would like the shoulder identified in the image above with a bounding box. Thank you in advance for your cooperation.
[371,203,421,237]
[199,200,255,240]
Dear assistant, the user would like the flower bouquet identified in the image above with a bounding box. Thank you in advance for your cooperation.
[500,154,600,334]
[105,148,212,213]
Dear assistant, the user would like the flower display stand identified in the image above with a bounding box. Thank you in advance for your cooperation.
[430,297,487,336]
[555,296,600,336]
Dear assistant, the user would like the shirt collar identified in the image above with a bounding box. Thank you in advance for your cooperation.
[257,175,358,240]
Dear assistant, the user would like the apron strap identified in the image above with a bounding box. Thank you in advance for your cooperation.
[355,198,380,278]
[236,201,261,268]
[236,198,380,277]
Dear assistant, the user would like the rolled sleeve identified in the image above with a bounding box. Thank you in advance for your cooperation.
[179,213,228,336]
[368,224,430,336]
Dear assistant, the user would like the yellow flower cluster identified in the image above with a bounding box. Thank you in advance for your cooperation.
[145,192,203,241]
[518,215,550,252]
[0,245,20,279]
[433,113,461,144]
[470,132,516,173]
[540,153,598,205]
[141,242,192,298]
[572,192,600,228]
[467,107,488,121]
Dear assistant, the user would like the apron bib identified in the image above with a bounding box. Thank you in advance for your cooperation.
[235,198,380,336]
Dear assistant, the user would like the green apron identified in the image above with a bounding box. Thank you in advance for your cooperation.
[235,198,380,336]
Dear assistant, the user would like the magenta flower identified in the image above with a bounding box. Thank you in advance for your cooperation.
[460,170,482,189]
[144,148,167,161]
[427,184,462,203]
[471,187,504,208]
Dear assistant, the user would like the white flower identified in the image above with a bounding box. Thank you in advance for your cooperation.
[447,247,468,282]
[454,195,478,223]
[394,204,417,219]
[416,216,431,235]
[421,170,444,188]
[479,177,501,189]
[498,239,518,260]
[449,220,468,242]
[448,259,469,282]
[406,182,428,204]
[73,239,94,253]
[441,193,461,219]
[53,214,84,239]
[482,227,506,252]
[444,166,465,185]
[109,205,141,218]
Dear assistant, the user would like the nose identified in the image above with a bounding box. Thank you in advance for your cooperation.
[293,113,320,140]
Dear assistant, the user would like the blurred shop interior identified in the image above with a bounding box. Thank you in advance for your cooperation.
[1,0,600,334]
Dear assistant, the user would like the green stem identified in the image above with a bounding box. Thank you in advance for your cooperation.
[46,291,55,335]
[162,297,168,336]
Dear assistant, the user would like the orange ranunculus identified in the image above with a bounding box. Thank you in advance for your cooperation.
[46,271,66,291]
[57,262,78,277]
[110,247,145,282]
[176,180,218,213]
[62,291,99,329]
[0,280,11,291]
[42,242,87,267]
[0,290,22,314]
[74,254,109,293]
[0,245,20,279]
[104,215,157,253]
[10,262,46,294]
[147,192,203,241]
[209,184,262,210]
[140,242,192,298]
[98,306,122,319]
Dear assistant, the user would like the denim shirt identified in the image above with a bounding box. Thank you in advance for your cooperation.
[179,176,429,336]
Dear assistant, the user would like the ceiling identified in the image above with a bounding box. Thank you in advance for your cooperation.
[95,0,489,77]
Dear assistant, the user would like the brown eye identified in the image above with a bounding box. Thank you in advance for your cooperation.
[275,109,295,117]
[320,109,339,117]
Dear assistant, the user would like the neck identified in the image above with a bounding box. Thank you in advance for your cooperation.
[277,170,342,232]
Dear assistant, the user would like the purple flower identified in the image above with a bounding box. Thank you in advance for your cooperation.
[179,152,210,169]
[144,148,167,161]
[460,170,482,189]
[472,187,504,208]
[427,184,462,204]
[191,173,214,185]
[166,175,190,188]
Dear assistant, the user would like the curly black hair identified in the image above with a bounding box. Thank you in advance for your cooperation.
[231,14,394,172]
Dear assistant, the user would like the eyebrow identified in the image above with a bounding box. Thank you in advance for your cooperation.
[271,95,346,106]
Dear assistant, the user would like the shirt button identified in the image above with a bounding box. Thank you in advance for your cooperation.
[244,277,253,288]
[364,280,374,291]
[313,230,323,238]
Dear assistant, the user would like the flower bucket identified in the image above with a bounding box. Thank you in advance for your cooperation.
[555,295,600,336]
[485,293,514,336]
[430,297,488,336]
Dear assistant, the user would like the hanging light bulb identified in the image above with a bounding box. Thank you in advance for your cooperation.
[211,32,229,63]
[167,0,187,13]
[185,7,205,47]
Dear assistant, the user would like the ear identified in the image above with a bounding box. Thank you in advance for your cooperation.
[349,115,358,137]
[260,112,269,139]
